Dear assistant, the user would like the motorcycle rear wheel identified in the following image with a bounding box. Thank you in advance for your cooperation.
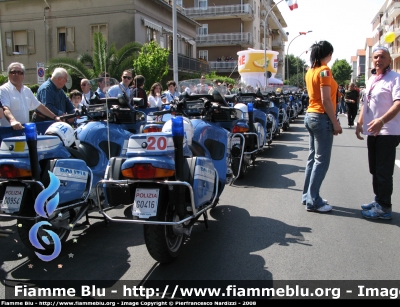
[231,157,247,179]
[144,201,184,264]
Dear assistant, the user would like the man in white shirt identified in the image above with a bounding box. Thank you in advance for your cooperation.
[80,78,93,106]
[0,62,60,130]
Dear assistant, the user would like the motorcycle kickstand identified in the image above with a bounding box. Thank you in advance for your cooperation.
[202,211,209,230]
[83,210,91,226]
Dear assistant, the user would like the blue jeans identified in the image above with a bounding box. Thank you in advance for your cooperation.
[339,99,347,113]
[302,113,334,209]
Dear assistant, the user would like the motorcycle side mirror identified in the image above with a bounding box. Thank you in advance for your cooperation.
[132,97,144,107]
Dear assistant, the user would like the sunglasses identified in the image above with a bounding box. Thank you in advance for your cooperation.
[123,76,132,80]
[81,83,89,86]
[9,70,24,75]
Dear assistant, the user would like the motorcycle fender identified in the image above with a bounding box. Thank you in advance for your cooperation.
[50,159,90,204]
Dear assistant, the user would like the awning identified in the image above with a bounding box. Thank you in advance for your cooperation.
[143,19,162,32]
[188,40,195,45]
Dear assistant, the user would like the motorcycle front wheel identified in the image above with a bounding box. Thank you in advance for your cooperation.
[144,200,184,264]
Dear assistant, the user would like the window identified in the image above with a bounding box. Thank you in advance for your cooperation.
[198,0,207,9]
[199,50,208,61]
[185,42,193,57]
[57,27,75,52]
[90,24,108,51]
[176,0,183,6]
[146,28,157,43]
[197,24,208,36]
[167,35,173,51]
[5,30,35,55]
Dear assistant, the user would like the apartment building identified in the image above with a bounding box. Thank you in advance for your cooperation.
[0,0,205,85]
[358,0,400,83]
[180,0,288,80]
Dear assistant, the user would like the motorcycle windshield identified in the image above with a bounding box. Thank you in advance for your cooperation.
[177,79,229,107]
[88,77,120,99]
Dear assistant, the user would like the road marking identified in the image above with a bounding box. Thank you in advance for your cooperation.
[396,160,400,168]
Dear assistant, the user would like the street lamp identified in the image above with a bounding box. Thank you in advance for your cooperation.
[286,31,312,84]
[263,0,284,89]
[296,50,308,87]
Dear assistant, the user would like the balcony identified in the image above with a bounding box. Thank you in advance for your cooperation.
[209,61,237,73]
[390,45,400,60]
[184,4,254,21]
[196,32,253,47]
[167,52,210,74]
[387,0,400,21]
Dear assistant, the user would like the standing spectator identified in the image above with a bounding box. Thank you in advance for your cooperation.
[344,83,359,128]
[107,69,133,99]
[130,75,147,109]
[302,40,342,213]
[337,84,346,114]
[80,78,93,106]
[165,80,180,103]
[148,82,163,109]
[0,101,3,120]
[96,72,110,98]
[33,67,75,123]
[0,62,59,129]
[355,46,400,220]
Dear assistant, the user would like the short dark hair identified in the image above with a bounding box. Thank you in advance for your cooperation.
[69,89,82,99]
[167,80,176,87]
[134,75,145,87]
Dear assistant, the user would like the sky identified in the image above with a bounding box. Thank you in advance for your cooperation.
[278,0,386,67]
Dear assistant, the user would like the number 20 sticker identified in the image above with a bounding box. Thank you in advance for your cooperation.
[146,136,168,151]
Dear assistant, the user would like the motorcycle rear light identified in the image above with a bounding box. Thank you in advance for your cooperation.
[0,164,32,179]
[143,126,163,133]
[121,164,175,179]
[232,126,249,133]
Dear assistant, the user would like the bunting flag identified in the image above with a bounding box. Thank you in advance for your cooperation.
[286,0,298,11]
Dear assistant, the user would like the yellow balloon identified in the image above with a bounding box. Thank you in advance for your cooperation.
[385,32,396,43]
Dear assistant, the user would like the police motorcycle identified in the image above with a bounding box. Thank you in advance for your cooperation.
[96,80,232,263]
[0,78,147,257]
[268,88,290,132]
[213,81,266,181]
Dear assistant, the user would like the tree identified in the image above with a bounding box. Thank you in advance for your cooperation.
[286,54,307,87]
[133,41,170,92]
[47,32,142,83]
[331,59,352,85]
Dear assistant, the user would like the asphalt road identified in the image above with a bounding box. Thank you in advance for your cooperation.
[1,112,400,300]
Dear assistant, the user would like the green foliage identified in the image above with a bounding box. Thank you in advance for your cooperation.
[47,32,142,83]
[27,84,40,93]
[204,71,236,86]
[133,41,170,92]
[285,54,307,86]
[0,73,8,86]
[356,74,365,87]
[331,59,353,85]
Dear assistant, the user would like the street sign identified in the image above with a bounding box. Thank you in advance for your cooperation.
[36,62,45,84]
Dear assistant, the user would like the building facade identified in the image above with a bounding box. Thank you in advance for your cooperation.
[0,0,205,84]
[180,0,288,81]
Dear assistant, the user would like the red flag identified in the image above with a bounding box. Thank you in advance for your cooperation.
[286,0,298,11]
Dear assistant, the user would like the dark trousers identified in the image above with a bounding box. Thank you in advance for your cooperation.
[367,135,400,208]
[346,102,358,126]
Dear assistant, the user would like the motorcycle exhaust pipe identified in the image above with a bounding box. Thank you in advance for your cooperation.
[25,123,40,181]
[172,116,185,217]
